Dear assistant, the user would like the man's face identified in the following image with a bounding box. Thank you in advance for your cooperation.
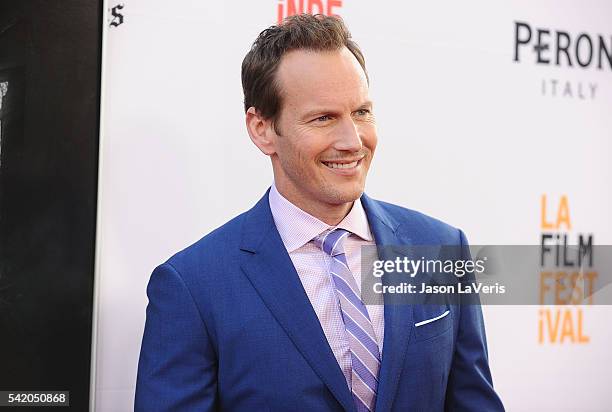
[270,47,378,211]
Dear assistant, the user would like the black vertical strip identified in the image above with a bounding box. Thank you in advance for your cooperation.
[0,1,102,410]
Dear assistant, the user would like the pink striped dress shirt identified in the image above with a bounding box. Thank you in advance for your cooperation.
[268,183,385,387]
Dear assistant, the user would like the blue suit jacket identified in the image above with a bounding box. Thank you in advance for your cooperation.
[135,190,504,411]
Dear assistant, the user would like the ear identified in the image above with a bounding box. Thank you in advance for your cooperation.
[245,107,277,155]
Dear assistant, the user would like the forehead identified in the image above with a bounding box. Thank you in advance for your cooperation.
[275,47,369,112]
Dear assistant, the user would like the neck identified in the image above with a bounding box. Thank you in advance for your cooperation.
[274,184,354,226]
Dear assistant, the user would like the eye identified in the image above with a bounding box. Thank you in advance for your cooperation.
[354,109,371,116]
[314,115,332,122]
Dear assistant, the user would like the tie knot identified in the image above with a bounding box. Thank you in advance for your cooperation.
[313,228,350,256]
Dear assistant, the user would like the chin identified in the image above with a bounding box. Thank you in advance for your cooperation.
[322,184,364,205]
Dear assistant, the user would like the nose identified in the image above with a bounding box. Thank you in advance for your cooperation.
[334,117,363,152]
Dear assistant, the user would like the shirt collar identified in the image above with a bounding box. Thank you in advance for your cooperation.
[268,182,373,253]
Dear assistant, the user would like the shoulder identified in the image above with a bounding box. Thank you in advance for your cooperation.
[163,211,248,277]
[364,196,467,246]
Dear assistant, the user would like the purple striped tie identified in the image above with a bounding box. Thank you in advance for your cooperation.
[315,229,380,412]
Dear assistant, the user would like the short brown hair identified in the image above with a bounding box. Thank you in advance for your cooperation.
[241,14,368,126]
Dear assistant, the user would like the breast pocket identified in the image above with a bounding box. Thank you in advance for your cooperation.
[412,305,452,342]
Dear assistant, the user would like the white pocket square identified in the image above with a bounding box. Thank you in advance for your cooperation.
[415,310,450,327]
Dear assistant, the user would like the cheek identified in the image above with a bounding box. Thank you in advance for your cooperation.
[362,127,378,153]
[276,135,300,162]
[293,134,331,164]
[277,135,322,172]
[277,124,335,166]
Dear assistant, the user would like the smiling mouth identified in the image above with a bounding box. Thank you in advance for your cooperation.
[322,160,358,169]
[321,157,364,170]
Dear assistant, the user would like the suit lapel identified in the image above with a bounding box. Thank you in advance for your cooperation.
[360,194,414,412]
[239,190,356,412]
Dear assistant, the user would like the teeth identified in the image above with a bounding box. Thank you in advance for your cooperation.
[323,161,358,169]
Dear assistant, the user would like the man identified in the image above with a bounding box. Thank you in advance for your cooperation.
[135,14,504,412]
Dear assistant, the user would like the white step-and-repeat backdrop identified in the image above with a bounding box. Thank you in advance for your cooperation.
[93,0,612,410]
